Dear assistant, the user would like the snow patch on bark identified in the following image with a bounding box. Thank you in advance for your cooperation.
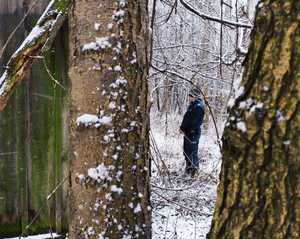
[76,114,99,126]
[249,102,263,113]
[111,185,123,194]
[88,163,109,181]
[237,121,247,132]
[134,203,142,213]
[94,22,101,31]
[76,114,112,127]
[82,37,112,51]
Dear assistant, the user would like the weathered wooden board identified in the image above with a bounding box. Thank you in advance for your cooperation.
[0,0,68,236]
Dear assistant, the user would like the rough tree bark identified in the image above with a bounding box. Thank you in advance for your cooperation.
[68,0,151,238]
[208,1,300,238]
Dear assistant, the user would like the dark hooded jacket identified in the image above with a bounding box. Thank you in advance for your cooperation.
[180,98,205,136]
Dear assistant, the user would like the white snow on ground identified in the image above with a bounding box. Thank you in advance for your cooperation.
[4,233,61,239]
[151,113,221,239]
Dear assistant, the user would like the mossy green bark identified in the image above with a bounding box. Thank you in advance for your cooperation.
[54,0,72,14]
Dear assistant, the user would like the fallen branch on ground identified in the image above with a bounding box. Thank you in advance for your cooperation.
[152,190,212,216]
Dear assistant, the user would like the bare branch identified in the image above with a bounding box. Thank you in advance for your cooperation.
[179,0,252,29]
[0,0,71,112]
[0,0,40,61]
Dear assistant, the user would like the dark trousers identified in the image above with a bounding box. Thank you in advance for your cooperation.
[183,134,200,170]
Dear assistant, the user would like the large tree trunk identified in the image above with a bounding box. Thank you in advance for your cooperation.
[208,1,300,238]
[68,0,150,238]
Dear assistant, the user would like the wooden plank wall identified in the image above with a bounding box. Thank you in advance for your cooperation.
[0,0,68,237]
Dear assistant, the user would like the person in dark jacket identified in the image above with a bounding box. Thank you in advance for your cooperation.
[180,88,205,177]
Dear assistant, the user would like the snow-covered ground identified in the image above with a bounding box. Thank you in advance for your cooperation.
[4,233,61,239]
[151,113,221,238]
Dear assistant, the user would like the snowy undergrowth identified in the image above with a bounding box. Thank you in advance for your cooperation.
[151,112,222,239]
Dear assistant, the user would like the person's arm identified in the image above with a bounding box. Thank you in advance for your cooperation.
[180,111,192,133]
[187,104,205,130]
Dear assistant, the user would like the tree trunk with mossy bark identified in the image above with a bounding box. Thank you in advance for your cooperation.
[208,1,300,238]
[68,0,151,238]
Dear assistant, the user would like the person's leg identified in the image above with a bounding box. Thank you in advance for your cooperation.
[190,135,200,177]
[183,137,192,173]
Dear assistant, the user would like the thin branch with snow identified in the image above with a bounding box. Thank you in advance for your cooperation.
[179,0,252,29]
[0,0,71,112]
